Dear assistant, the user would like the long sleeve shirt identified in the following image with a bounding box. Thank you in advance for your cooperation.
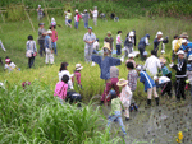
[45,36,51,48]
[145,55,161,76]
[91,55,121,80]
[120,84,133,107]
[83,32,96,48]
[82,13,88,23]
[128,69,138,91]
[110,97,123,115]
[172,59,187,76]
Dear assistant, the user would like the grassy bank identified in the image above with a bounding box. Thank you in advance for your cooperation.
[0,17,192,101]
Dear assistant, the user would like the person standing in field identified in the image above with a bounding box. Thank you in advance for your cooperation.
[26,35,37,69]
[138,33,150,61]
[116,31,123,56]
[125,54,137,69]
[172,35,179,62]
[67,10,72,28]
[90,6,97,26]
[38,23,46,57]
[82,9,88,28]
[0,40,6,52]
[37,5,43,21]
[75,9,82,29]
[104,32,114,55]
[91,45,124,104]
[83,27,96,64]
[45,30,54,65]
[50,24,58,55]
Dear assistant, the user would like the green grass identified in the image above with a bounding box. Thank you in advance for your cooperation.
[0,17,192,102]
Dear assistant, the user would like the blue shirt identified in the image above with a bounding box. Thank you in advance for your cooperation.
[45,36,51,48]
[154,38,160,50]
[187,42,192,57]
[91,55,121,80]
[161,66,171,76]
[140,70,156,91]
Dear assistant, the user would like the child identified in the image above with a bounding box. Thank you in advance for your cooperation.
[9,61,20,71]
[172,35,179,62]
[50,18,56,27]
[50,25,58,55]
[105,32,114,53]
[74,64,83,89]
[4,56,10,71]
[75,9,82,29]
[59,62,74,89]
[67,10,72,28]
[118,79,133,121]
[54,75,69,104]
[93,38,100,52]
[136,65,160,106]
[0,40,6,52]
[27,35,37,69]
[116,31,123,56]
[45,29,54,65]
[125,54,137,68]
[107,89,127,135]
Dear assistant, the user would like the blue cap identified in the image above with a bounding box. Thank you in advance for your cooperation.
[88,27,92,29]
[146,33,150,37]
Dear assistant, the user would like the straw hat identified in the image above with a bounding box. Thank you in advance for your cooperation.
[116,79,128,86]
[128,54,134,58]
[188,55,192,61]
[177,50,184,55]
[182,32,188,38]
[182,40,188,43]
[107,31,111,35]
[76,64,83,70]
[103,43,110,50]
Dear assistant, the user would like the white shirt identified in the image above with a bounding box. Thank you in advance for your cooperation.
[92,10,97,18]
[145,55,161,76]
[9,62,15,70]
[172,40,178,51]
[4,64,9,70]
[59,70,73,89]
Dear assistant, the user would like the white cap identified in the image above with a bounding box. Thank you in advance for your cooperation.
[182,40,188,43]
[46,29,52,34]
[128,54,134,58]
[177,50,184,55]
[76,9,78,11]
[129,32,134,37]
[137,65,142,70]
[38,5,41,8]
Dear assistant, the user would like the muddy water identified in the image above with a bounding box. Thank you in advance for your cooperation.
[90,96,192,144]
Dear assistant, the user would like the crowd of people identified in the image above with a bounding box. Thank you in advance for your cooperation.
[1,6,192,136]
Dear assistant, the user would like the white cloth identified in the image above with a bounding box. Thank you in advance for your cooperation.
[45,53,54,64]
[9,62,15,70]
[59,70,73,89]
[172,40,178,51]
[92,10,97,18]
[120,84,133,107]
[0,40,5,51]
[4,64,9,70]
[145,55,161,76]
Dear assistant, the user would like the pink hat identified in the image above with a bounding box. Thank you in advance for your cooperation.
[5,59,10,62]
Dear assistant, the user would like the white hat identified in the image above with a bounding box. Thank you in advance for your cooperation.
[38,5,41,8]
[177,50,184,55]
[129,32,134,37]
[76,64,83,70]
[128,54,134,58]
[188,55,192,61]
[137,65,142,70]
[46,29,52,34]
[51,18,55,23]
[76,9,78,12]
[182,40,188,43]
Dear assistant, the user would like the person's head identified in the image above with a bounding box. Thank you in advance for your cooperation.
[84,9,87,13]
[151,50,156,56]
[46,30,52,36]
[40,23,44,28]
[118,31,122,35]
[156,32,161,39]
[182,40,188,46]
[108,32,111,37]
[177,50,184,59]
[62,74,69,84]
[136,65,142,72]
[128,54,134,60]
[182,32,188,40]
[76,9,78,14]
[60,62,68,71]
[174,35,179,40]
[146,33,150,40]
[127,61,134,70]
[28,35,33,41]
[5,56,10,64]
[68,9,70,13]
[38,5,41,9]
[50,25,56,30]
[88,27,92,33]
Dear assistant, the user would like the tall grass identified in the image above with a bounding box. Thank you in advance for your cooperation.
[0,81,123,143]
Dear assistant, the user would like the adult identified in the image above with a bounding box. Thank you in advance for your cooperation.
[67,10,72,28]
[90,6,97,25]
[132,29,136,47]
[38,23,46,57]
[104,32,114,52]
[82,9,88,28]
[116,31,123,56]
[26,35,37,69]
[138,33,150,61]
[172,35,179,62]
[182,32,188,41]
[170,50,187,102]
[37,5,43,21]
[75,9,82,29]
[145,50,161,77]
[124,32,134,56]
[91,46,124,104]
[179,40,188,59]
[83,27,96,62]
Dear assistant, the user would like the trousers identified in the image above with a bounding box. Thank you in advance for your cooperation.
[116,45,121,56]
[45,53,54,64]
[175,78,186,100]
[40,40,46,56]
[28,56,35,68]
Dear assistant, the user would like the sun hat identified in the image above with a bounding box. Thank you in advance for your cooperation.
[128,54,134,58]
[103,43,110,50]
[182,32,188,38]
[38,5,41,8]
[137,65,142,70]
[84,9,87,11]
[5,59,10,62]
[177,50,184,55]
[76,64,83,70]
[76,9,78,12]
[116,79,128,86]
[188,55,192,61]
[88,27,92,29]
[107,31,111,35]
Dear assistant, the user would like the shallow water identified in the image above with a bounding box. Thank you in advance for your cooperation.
[90,96,192,144]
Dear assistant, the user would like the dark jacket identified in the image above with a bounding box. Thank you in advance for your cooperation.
[172,59,187,76]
